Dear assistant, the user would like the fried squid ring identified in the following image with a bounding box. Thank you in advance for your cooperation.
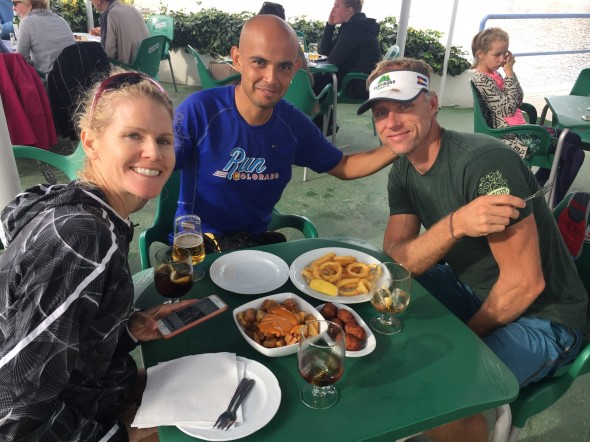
[319,262,343,283]
[346,262,370,279]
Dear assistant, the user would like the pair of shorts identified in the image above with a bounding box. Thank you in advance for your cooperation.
[416,264,583,387]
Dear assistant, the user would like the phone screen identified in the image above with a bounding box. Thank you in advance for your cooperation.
[160,298,221,331]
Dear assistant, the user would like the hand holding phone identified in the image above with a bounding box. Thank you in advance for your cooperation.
[157,295,227,339]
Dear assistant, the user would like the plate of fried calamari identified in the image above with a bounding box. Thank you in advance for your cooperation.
[316,302,376,357]
[289,248,381,304]
[233,293,324,357]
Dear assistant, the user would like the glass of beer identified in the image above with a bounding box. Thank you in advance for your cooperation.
[308,43,319,62]
[174,214,206,281]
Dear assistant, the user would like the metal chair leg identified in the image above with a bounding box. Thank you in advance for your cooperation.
[168,58,178,93]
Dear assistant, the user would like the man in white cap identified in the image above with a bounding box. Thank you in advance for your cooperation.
[358,58,587,441]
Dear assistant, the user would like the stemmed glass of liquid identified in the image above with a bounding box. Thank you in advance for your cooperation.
[369,262,411,335]
[154,246,194,304]
[174,214,206,281]
[297,320,345,409]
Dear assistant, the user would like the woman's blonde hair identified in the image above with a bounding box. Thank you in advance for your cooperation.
[471,27,509,68]
[76,68,174,180]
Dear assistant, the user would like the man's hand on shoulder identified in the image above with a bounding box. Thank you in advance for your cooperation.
[452,194,525,239]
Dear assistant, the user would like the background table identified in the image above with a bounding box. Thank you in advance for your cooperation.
[543,95,590,207]
[135,238,518,441]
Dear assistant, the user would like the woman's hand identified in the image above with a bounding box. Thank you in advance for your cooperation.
[128,299,198,342]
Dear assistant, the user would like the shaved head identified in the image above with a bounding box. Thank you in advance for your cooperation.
[239,14,299,57]
[231,14,302,124]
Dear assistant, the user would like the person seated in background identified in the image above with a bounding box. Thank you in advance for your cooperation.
[315,0,380,100]
[89,0,148,65]
[360,57,587,441]
[174,15,397,253]
[0,70,192,440]
[13,0,75,74]
[0,0,13,39]
[258,1,314,87]
[471,27,584,204]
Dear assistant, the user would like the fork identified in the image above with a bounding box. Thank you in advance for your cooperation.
[217,378,256,431]
[523,182,554,202]
[213,378,253,430]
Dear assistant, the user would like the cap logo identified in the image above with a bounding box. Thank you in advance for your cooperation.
[374,74,396,92]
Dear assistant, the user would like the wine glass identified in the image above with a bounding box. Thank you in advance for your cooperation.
[154,246,194,303]
[174,214,206,281]
[369,262,411,335]
[297,320,345,409]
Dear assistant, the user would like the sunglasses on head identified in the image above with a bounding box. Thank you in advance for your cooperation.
[90,72,172,119]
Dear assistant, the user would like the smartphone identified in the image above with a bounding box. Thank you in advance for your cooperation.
[157,295,227,338]
[582,115,590,121]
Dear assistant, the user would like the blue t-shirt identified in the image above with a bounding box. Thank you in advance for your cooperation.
[0,0,14,39]
[174,85,343,236]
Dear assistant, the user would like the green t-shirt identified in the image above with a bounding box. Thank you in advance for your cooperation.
[388,129,588,330]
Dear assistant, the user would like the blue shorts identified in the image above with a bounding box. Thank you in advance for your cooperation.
[416,264,583,387]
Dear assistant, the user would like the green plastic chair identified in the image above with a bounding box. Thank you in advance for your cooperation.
[138,171,319,270]
[186,45,241,90]
[12,143,86,181]
[283,69,334,181]
[337,72,369,105]
[502,192,590,442]
[146,14,177,92]
[471,81,558,203]
[110,35,167,80]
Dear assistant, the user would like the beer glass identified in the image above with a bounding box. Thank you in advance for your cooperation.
[174,214,206,281]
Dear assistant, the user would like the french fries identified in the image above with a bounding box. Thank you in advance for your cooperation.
[302,253,378,296]
[236,298,319,348]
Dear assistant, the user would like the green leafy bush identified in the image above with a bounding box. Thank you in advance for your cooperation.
[52,3,470,76]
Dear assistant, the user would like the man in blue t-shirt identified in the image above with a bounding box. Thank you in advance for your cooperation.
[174,14,397,251]
[358,57,588,441]
[0,0,14,40]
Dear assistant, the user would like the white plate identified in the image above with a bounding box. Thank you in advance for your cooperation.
[177,356,281,441]
[316,303,376,358]
[233,292,324,357]
[289,247,381,304]
[210,251,290,294]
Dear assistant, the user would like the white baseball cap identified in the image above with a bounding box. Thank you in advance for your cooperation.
[357,70,430,115]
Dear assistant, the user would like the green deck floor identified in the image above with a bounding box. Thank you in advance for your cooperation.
[10,82,590,441]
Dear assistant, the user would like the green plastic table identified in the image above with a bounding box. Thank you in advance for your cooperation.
[134,238,518,441]
[543,95,590,207]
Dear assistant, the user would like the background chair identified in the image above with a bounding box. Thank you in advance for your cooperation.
[186,45,241,90]
[146,14,177,92]
[47,42,110,140]
[12,142,86,181]
[471,81,558,204]
[138,171,319,270]
[283,69,334,181]
[110,35,167,79]
[496,192,590,442]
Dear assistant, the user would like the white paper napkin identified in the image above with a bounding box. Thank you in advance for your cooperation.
[132,352,245,428]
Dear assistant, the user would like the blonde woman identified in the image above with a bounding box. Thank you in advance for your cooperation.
[0,71,190,441]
